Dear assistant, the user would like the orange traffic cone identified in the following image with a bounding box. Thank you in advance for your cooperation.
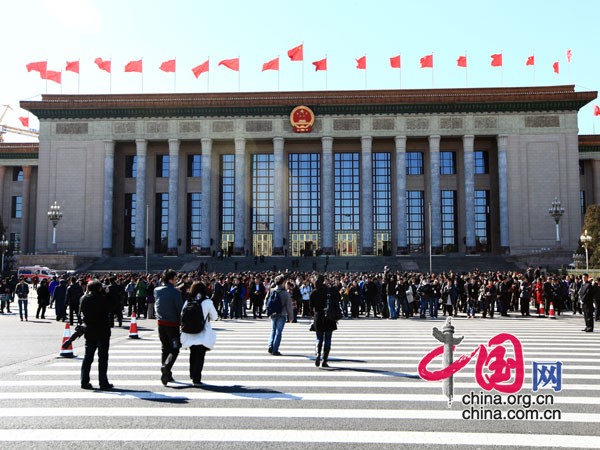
[548,302,556,319]
[538,302,545,318]
[59,323,75,358]
[129,311,139,339]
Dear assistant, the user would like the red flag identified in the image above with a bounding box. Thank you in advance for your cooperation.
[218,58,240,71]
[420,54,433,68]
[26,61,47,75]
[312,58,327,71]
[42,70,62,84]
[490,53,503,67]
[125,59,143,73]
[192,60,209,78]
[594,105,600,116]
[262,57,279,72]
[356,56,366,70]
[566,49,572,63]
[159,59,176,72]
[526,55,535,66]
[389,55,401,69]
[457,56,467,68]
[288,44,303,61]
[18,117,29,128]
[65,60,80,74]
[553,61,560,74]
[94,57,111,73]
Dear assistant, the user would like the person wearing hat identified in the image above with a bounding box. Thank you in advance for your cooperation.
[578,274,595,332]
[266,274,294,356]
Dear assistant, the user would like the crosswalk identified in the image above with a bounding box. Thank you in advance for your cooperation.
[0,314,599,448]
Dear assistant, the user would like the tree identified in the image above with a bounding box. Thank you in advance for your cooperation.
[580,205,600,268]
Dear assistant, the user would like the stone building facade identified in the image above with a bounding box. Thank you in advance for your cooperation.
[5,85,596,258]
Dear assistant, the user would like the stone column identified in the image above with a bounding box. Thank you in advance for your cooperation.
[463,135,476,253]
[497,134,510,254]
[234,138,246,255]
[429,135,442,253]
[102,140,115,255]
[395,136,407,254]
[592,160,600,206]
[273,137,285,255]
[321,137,334,255]
[21,166,32,253]
[0,166,6,221]
[167,139,180,254]
[134,139,147,254]
[200,138,212,255]
[360,136,373,255]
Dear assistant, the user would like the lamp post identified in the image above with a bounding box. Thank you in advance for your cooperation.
[580,229,592,272]
[0,235,9,274]
[47,201,63,251]
[548,197,565,248]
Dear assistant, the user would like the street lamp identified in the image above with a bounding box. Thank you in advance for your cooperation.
[580,229,592,272]
[47,201,63,250]
[548,197,565,248]
[0,235,9,274]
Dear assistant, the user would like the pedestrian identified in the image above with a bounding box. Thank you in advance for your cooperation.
[48,276,59,308]
[15,277,30,321]
[578,273,595,332]
[180,281,218,386]
[135,276,149,319]
[310,275,338,367]
[80,279,117,390]
[155,269,184,385]
[52,279,68,321]
[36,279,50,319]
[66,277,84,325]
[267,275,294,356]
[106,276,124,327]
[125,277,136,317]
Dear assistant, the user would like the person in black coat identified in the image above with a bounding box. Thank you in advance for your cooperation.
[36,279,50,319]
[579,274,595,332]
[309,275,338,368]
[80,279,117,390]
[66,277,85,326]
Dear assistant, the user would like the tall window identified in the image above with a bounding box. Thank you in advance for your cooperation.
[188,154,201,177]
[475,190,490,252]
[220,155,235,245]
[288,153,321,232]
[252,154,274,232]
[372,152,392,231]
[406,191,424,253]
[11,196,22,218]
[334,153,360,231]
[155,193,169,253]
[441,190,457,252]
[124,193,136,253]
[125,155,137,178]
[12,167,23,181]
[156,155,169,178]
[474,151,489,174]
[581,191,586,216]
[187,193,201,253]
[406,152,424,175]
[579,161,585,175]
[440,151,456,175]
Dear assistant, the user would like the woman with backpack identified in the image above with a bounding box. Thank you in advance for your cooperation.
[180,281,218,386]
[309,275,339,368]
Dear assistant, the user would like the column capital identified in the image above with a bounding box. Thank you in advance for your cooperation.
[428,134,441,149]
[168,138,180,155]
[22,165,33,178]
[361,135,373,150]
[395,135,407,150]
[322,136,333,149]
[135,139,147,155]
[497,134,508,150]
[273,136,285,145]
[201,138,213,153]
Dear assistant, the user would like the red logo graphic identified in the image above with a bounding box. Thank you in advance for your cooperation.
[419,332,525,394]
[290,105,315,133]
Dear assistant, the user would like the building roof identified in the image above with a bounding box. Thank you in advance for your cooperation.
[0,143,39,160]
[579,135,600,153]
[21,85,597,120]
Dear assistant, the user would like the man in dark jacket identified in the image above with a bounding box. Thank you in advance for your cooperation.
[66,277,85,325]
[52,279,68,322]
[80,279,116,390]
[155,269,184,385]
[579,274,595,332]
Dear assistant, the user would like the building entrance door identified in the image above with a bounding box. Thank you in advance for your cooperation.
[337,233,359,256]
[290,233,320,257]
[221,233,234,257]
[375,232,392,256]
[253,233,273,256]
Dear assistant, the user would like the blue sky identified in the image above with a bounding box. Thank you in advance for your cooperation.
[2,0,598,139]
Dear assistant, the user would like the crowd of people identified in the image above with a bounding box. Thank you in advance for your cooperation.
[1,265,599,389]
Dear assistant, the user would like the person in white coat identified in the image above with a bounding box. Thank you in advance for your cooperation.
[180,281,218,386]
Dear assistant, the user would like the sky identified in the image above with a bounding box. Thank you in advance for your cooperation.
[1,0,599,141]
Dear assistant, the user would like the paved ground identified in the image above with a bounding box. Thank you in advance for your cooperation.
[0,299,598,449]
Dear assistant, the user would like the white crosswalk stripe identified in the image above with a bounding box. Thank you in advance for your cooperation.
[0,314,598,448]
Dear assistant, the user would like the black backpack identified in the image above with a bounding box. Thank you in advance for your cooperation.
[180,299,205,334]
[265,290,283,316]
[324,292,342,322]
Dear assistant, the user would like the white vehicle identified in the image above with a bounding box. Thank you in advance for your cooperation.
[17,266,55,282]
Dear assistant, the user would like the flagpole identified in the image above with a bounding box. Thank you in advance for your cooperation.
[238,55,241,92]
[174,58,177,92]
[109,58,112,94]
[45,59,48,94]
[465,51,468,87]
[399,52,402,89]
[364,53,367,89]
[533,50,536,84]
[277,54,280,91]
[302,41,305,91]
[141,57,144,93]
[431,52,434,88]
[501,51,504,87]
[77,58,80,94]
[325,54,328,90]
[207,57,210,92]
